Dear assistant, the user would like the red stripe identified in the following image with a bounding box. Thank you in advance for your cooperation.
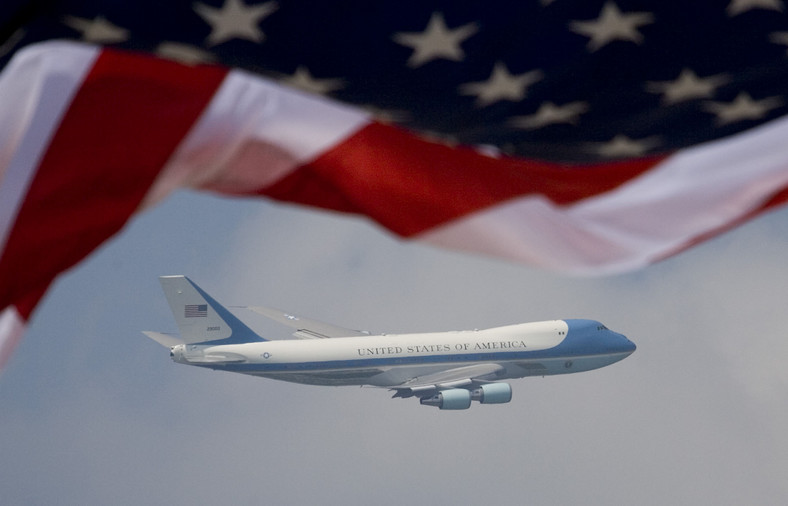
[0,49,227,313]
[262,122,668,236]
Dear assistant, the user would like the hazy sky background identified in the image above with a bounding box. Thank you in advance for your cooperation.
[2,190,788,505]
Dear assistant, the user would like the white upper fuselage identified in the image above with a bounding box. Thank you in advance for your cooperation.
[170,319,635,387]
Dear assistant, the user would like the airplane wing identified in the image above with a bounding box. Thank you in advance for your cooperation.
[242,306,370,339]
[389,363,506,398]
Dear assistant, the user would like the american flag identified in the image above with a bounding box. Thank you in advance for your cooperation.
[184,304,208,318]
[3,1,787,161]
[2,0,788,367]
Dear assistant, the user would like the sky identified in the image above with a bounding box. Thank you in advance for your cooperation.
[2,190,788,505]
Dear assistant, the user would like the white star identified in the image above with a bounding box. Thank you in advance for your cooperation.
[459,62,543,107]
[726,0,783,17]
[63,15,129,44]
[392,12,478,67]
[194,0,278,46]
[281,66,344,95]
[510,101,589,130]
[569,2,654,52]
[703,92,784,125]
[155,42,216,65]
[646,69,729,105]
[590,135,661,158]
[769,32,788,54]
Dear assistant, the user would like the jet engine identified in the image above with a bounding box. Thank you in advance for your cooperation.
[419,389,472,410]
[470,383,512,404]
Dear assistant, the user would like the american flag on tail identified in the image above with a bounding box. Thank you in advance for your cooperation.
[185,305,209,318]
[2,0,788,368]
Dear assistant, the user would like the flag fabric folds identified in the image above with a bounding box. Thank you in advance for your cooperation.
[2,1,788,368]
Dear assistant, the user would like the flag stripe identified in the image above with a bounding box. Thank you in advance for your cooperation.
[0,45,227,313]
[0,42,98,253]
[654,183,788,265]
[262,122,668,236]
[421,113,788,274]
[143,67,370,208]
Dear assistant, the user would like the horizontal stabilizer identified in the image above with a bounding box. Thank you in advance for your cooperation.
[143,331,184,347]
[244,306,369,338]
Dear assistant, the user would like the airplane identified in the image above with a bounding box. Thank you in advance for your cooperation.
[144,276,636,409]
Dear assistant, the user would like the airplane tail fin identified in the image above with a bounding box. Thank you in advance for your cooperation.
[157,275,266,345]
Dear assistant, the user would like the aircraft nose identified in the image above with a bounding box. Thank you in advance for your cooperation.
[612,331,636,355]
[564,320,636,355]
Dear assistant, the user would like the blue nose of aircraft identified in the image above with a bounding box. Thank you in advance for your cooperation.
[564,319,636,355]
[610,330,636,355]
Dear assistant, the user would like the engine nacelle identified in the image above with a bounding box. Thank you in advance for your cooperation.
[419,389,472,410]
[470,383,512,404]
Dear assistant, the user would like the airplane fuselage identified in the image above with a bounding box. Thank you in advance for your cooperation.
[147,276,636,409]
[170,319,635,387]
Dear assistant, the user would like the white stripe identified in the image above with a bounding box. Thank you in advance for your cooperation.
[142,68,371,208]
[421,114,788,275]
[0,305,25,369]
[0,41,99,255]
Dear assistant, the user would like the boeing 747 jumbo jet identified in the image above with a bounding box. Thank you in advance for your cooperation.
[144,276,636,409]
